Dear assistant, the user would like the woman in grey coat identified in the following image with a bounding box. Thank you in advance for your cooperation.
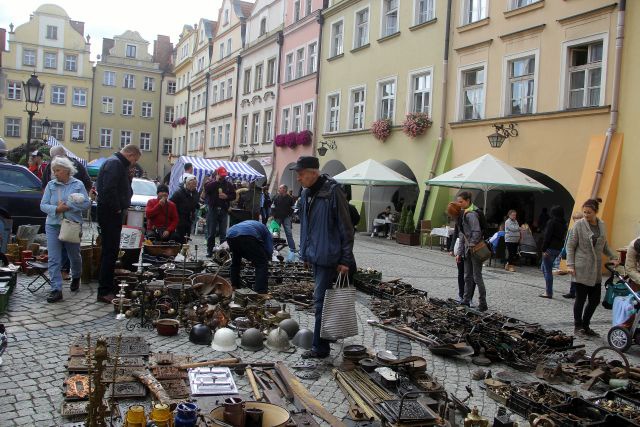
[504,210,520,272]
[566,198,618,337]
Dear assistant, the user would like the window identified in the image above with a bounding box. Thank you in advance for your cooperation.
[510,0,538,10]
[378,80,396,120]
[31,120,44,140]
[243,69,252,94]
[124,74,135,89]
[227,38,232,56]
[23,49,36,66]
[296,48,305,78]
[167,81,176,94]
[461,67,485,119]
[264,109,273,142]
[383,0,399,37]
[102,96,114,114]
[7,81,22,100]
[327,94,340,132]
[64,55,77,72]
[192,96,196,111]
[294,0,301,21]
[46,25,58,40]
[567,41,604,109]
[52,86,67,105]
[126,44,137,58]
[267,58,277,86]
[122,99,134,116]
[4,118,21,138]
[163,138,172,155]
[199,130,205,150]
[260,18,267,36]
[45,52,57,69]
[415,0,434,25]
[120,130,132,149]
[252,113,260,144]
[240,115,249,145]
[197,56,205,72]
[104,71,116,86]
[142,101,152,118]
[189,132,195,151]
[140,132,151,151]
[50,121,64,141]
[462,0,487,25]
[220,81,226,100]
[71,123,85,141]
[331,21,344,57]
[210,127,216,148]
[411,71,431,114]
[212,84,218,103]
[197,94,203,109]
[355,8,369,48]
[224,9,230,25]
[224,124,231,145]
[100,129,113,148]
[282,108,290,133]
[507,55,536,115]
[285,53,294,82]
[307,43,317,73]
[350,88,366,130]
[304,102,314,130]
[293,106,302,132]
[255,64,263,90]
[305,0,312,16]
[220,43,225,59]
[143,77,155,91]
[72,88,87,107]
[227,78,233,98]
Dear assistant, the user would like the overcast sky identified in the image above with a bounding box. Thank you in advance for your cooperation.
[0,0,226,60]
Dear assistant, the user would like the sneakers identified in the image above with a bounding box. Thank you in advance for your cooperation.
[47,290,63,303]
[582,328,600,337]
[301,350,330,359]
[70,278,80,292]
[562,293,575,299]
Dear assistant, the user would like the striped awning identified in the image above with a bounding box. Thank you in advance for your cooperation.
[45,136,87,166]
[169,156,265,195]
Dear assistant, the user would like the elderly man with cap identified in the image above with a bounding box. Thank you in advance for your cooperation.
[204,166,236,257]
[293,156,355,359]
[28,150,47,179]
[146,184,180,242]
[41,145,92,192]
[170,174,200,243]
[226,220,273,295]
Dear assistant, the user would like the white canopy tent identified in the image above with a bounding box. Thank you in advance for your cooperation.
[333,159,416,231]
[427,154,551,212]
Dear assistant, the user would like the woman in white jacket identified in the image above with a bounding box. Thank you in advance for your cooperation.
[504,210,520,272]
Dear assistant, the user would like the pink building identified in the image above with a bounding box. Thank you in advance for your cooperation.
[273,0,326,195]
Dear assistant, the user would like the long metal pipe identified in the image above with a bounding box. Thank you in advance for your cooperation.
[591,0,625,198]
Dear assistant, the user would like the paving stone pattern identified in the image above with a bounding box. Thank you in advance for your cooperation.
[0,225,639,426]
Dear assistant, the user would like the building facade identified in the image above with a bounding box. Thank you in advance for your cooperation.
[1,4,92,158]
[235,0,285,185]
[171,25,196,159]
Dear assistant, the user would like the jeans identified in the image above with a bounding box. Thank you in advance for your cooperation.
[98,209,124,296]
[312,265,337,355]
[260,207,270,225]
[456,258,466,300]
[506,242,519,264]
[574,282,602,329]
[463,254,487,309]
[46,224,81,292]
[541,248,561,297]
[275,216,296,251]
[207,206,229,253]
[228,235,269,294]
[60,246,70,273]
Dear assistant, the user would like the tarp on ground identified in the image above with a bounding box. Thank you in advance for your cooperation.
[44,136,87,166]
[168,156,265,195]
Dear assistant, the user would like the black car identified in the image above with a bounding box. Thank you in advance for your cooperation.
[0,162,46,233]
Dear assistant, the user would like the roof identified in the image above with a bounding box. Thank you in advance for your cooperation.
[235,0,256,19]
[201,19,217,39]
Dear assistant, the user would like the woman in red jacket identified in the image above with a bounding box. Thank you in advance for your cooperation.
[145,184,180,242]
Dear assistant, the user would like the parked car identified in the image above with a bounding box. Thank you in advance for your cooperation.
[0,162,46,233]
[91,178,157,222]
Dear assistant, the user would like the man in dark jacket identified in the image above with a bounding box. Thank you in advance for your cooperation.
[294,156,355,359]
[95,144,141,303]
[204,166,236,257]
[170,175,200,243]
[271,184,296,255]
[540,206,567,298]
[226,220,273,295]
[41,145,92,192]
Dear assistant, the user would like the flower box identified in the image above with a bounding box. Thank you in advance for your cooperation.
[372,119,392,141]
[396,232,420,246]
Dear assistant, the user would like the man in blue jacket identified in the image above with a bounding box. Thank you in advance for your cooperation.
[293,156,355,359]
[226,220,273,295]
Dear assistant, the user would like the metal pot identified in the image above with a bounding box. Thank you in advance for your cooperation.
[155,319,179,336]
[359,358,377,373]
[210,402,290,427]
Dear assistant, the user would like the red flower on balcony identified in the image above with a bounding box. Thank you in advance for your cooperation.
[296,130,313,146]
[274,134,286,147]
[401,112,432,138]
[372,119,392,142]
[285,132,297,148]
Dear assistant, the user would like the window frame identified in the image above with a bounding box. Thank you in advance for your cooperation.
[349,85,367,131]
[407,67,433,115]
[100,128,113,148]
[126,44,137,58]
[281,108,291,134]
[252,112,261,144]
[304,102,314,131]
[104,71,116,86]
[330,19,345,57]
[212,84,218,104]
[461,0,487,26]
[123,74,136,89]
[64,54,78,72]
[101,96,114,114]
[353,6,370,49]
[4,118,21,138]
[139,132,151,151]
[502,50,539,116]
[243,68,252,94]
[267,58,277,86]
[72,87,88,107]
[162,138,172,155]
[44,52,57,69]
[560,34,608,110]
[167,81,176,94]
[325,91,341,133]
[305,0,312,16]
[293,105,302,132]
[285,53,294,82]
[71,123,85,142]
[141,101,153,118]
[294,0,301,21]
[263,109,273,143]
[6,81,22,101]
[255,63,264,91]
[51,86,67,105]
[240,115,249,145]
[307,42,318,74]
[46,25,58,40]
[376,77,397,121]
[509,0,540,11]
[23,49,36,66]
[50,121,64,141]
[457,62,487,120]
[143,76,155,91]
[296,48,305,79]
[120,130,133,149]
[414,0,435,25]
[381,0,400,38]
[122,99,134,116]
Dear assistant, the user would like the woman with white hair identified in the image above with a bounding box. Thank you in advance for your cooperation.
[170,174,200,243]
[40,157,90,302]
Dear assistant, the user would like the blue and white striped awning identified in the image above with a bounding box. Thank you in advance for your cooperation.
[45,136,87,166]
[169,156,265,195]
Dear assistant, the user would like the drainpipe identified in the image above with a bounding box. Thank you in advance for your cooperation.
[591,0,625,199]
[418,0,452,221]
[156,72,165,179]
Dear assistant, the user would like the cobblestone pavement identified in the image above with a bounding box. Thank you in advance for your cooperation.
[0,225,638,426]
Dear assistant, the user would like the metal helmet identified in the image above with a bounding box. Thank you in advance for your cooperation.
[211,327,238,352]
[291,328,314,350]
[238,328,265,351]
[265,327,291,352]
[189,323,213,345]
[278,318,300,339]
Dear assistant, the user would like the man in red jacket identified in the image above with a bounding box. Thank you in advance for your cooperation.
[145,184,180,242]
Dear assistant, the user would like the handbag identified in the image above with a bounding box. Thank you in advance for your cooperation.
[56,187,82,243]
[320,272,358,340]
[471,240,492,262]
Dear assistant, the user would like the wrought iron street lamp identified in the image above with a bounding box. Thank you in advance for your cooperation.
[22,73,45,164]
[487,123,518,148]
[240,147,257,162]
[317,139,337,157]
[42,118,51,143]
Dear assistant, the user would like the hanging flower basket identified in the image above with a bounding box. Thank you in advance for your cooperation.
[296,130,313,146]
[179,117,187,125]
[401,112,432,138]
[171,121,177,128]
[372,119,392,142]
[285,132,298,148]
[274,134,286,147]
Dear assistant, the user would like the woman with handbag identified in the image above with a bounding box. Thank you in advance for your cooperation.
[40,157,90,302]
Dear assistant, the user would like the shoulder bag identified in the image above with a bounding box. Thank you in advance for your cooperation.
[320,272,358,340]
[463,212,491,262]
[57,187,82,243]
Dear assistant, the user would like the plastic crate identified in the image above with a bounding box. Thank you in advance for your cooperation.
[549,398,610,427]
[507,383,574,418]
[0,288,9,314]
[590,391,640,426]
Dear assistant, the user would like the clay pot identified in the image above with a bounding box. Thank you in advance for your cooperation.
[155,319,180,336]
[223,397,245,426]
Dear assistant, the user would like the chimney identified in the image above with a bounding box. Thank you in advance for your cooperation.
[153,35,174,72]
[102,38,115,60]
[69,20,85,36]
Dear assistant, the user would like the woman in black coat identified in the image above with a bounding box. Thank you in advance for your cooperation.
[170,175,200,243]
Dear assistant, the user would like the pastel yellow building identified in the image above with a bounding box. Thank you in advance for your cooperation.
[170,25,196,159]
[1,4,92,158]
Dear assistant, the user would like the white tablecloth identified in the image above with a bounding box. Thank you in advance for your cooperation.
[430,227,454,238]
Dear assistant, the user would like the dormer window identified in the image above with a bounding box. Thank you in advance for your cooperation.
[126,44,137,59]
[260,18,267,36]
[46,25,58,40]
[224,10,230,25]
